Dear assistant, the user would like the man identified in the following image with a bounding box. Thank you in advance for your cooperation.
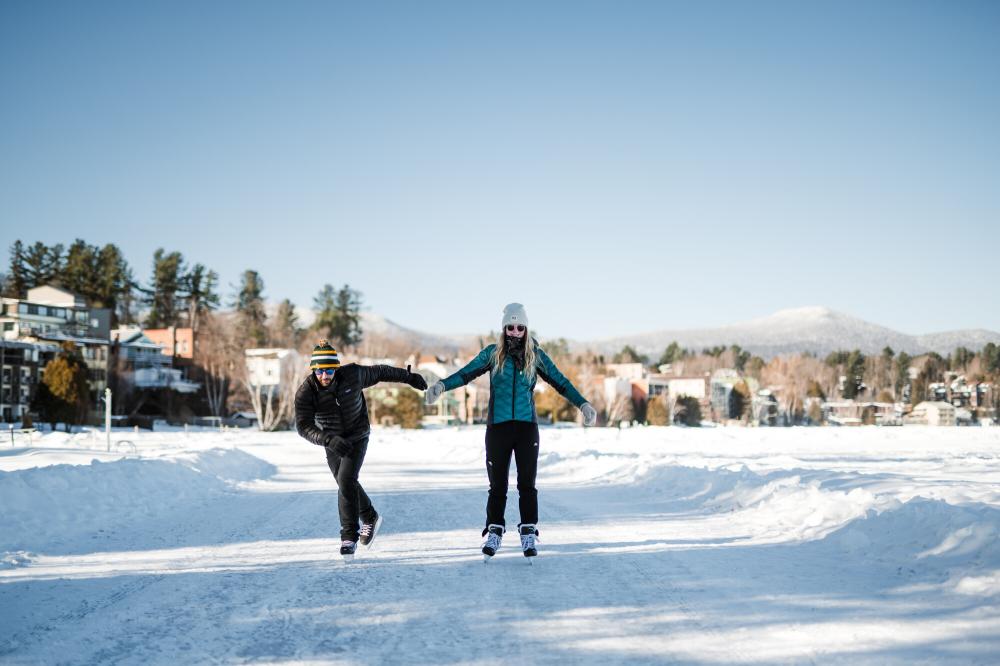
[295,340,427,560]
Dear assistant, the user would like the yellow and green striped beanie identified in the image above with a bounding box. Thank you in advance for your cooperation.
[310,340,341,369]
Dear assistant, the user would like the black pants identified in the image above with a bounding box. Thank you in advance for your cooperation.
[484,421,540,529]
[325,438,377,541]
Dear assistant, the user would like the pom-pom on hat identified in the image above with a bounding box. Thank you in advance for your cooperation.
[310,339,341,369]
[501,303,529,329]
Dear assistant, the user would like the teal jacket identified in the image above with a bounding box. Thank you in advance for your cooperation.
[441,342,587,425]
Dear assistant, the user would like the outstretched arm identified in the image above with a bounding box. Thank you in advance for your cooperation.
[442,345,495,390]
[427,345,495,405]
[357,364,428,390]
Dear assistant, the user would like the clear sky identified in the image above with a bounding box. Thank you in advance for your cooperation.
[2,1,998,340]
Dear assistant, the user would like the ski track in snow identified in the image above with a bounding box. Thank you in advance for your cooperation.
[2,426,1000,664]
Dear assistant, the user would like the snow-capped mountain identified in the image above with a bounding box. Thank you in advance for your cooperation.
[587,307,1000,358]
[298,306,999,358]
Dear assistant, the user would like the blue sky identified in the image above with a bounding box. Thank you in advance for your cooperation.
[2,1,998,340]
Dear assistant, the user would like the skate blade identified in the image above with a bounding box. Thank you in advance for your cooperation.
[342,553,355,563]
[483,553,493,563]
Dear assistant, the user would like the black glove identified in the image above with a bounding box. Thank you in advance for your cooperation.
[333,437,353,457]
[404,364,428,390]
[322,432,353,457]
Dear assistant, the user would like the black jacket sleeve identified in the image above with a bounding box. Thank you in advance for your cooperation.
[357,364,411,389]
[294,377,326,446]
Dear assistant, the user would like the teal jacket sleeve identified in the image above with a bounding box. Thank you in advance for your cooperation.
[442,345,495,391]
[536,347,588,408]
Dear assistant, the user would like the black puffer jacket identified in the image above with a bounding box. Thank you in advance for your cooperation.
[294,363,411,446]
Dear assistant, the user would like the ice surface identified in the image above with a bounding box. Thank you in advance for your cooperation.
[1,425,999,663]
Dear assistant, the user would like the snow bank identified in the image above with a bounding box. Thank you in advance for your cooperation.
[0,448,276,554]
[818,497,1000,570]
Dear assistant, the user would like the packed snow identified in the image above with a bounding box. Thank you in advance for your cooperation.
[2,424,1000,664]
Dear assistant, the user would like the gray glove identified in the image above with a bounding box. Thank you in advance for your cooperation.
[425,381,445,405]
[581,402,597,427]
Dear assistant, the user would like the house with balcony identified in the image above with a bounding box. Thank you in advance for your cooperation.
[0,339,58,423]
[1,285,111,413]
[112,327,199,394]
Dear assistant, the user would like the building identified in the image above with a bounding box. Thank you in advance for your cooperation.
[0,340,57,423]
[244,348,301,389]
[710,369,741,420]
[904,401,957,426]
[144,327,196,366]
[111,327,199,393]
[1,285,112,412]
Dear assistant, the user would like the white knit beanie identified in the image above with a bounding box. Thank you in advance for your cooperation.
[501,303,529,329]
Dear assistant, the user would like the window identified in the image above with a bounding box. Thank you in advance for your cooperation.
[3,322,12,331]
[76,311,88,323]
[18,303,28,314]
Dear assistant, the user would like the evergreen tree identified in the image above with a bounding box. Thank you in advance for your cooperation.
[950,346,974,371]
[22,241,64,287]
[312,283,363,348]
[182,263,220,333]
[658,341,682,366]
[235,270,268,346]
[95,244,134,326]
[62,239,99,300]
[674,395,702,426]
[982,343,1000,375]
[145,249,185,328]
[5,240,28,297]
[32,341,89,430]
[843,350,866,399]
[894,351,913,395]
[613,345,647,364]
[270,298,301,348]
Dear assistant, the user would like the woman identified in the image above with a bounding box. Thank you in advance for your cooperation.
[426,303,597,561]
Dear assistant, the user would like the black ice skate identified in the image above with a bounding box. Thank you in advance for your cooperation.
[360,514,382,549]
[481,524,504,562]
[340,539,358,562]
[519,524,539,561]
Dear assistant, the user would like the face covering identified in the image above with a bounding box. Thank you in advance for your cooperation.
[505,334,526,369]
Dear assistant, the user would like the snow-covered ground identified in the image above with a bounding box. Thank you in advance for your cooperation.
[2,425,1000,664]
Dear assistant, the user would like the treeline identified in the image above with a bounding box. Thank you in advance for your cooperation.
[1,239,364,349]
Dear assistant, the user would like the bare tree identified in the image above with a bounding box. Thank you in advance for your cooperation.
[199,312,241,417]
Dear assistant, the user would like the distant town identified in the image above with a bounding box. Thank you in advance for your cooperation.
[2,239,998,431]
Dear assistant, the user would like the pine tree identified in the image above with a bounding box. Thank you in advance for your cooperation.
[235,270,267,347]
[5,241,28,297]
[145,249,185,328]
[182,263,220,333]
[312,284,363,348]
[658,341,682,366]
[23,241,64,287]
[62,239,99,300]
[270,299,301,348]
[674,396,702,426]
[95,244,134,326]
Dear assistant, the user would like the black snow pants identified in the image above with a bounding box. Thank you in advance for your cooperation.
[325,437,377,541]
[484,421,540,530]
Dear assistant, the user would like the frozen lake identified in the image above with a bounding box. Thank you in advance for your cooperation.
[2,424,1000,664]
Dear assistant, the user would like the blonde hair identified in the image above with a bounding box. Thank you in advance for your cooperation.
[490,329,537,383]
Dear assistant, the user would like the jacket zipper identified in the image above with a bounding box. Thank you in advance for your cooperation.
[511,356,516,420]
